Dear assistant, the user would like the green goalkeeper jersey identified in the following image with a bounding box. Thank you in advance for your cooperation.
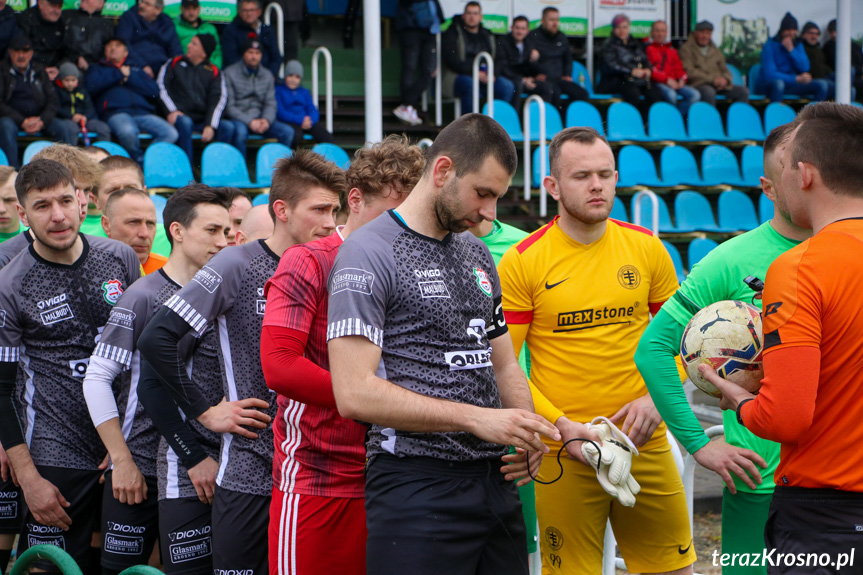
[635,222,800,494]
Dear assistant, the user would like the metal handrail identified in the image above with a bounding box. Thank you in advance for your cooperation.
[262,3,285,77]
[435,33,442,125]
[312,46,334,133]
[472,51,494,117]
[632,189,660,235]
[522,95,547,216]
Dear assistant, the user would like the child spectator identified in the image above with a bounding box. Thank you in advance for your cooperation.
[275,60,333,147]
[54,62,112,142]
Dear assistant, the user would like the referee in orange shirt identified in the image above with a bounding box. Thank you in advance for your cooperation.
[703,102,863,572]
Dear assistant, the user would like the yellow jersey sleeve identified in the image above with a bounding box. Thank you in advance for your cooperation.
[648,235,680,306]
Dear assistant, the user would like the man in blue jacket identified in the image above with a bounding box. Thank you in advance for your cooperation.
[221,0,281,78]
[86,37,178,164]
[756,12,830,102]
[117,0,183,76]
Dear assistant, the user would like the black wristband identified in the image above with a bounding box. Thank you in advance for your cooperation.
[736,398,755,426]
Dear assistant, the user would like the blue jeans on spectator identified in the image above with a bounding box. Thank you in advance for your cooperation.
[56,118,113,144]
[107,113,178,165]
[222,119,294,158]
[657,83,701,116]
[756,78,831,102]
[174,115,238,161]
[0,116,79,168]
[453,75,516,114]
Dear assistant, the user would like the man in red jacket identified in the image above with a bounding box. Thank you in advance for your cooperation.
[646,20,700,115]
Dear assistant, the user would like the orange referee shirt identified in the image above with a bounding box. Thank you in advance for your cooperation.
[142,252,168,275]
[741,218,863,491]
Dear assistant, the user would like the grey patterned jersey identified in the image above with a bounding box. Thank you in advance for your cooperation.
[0,235,142,470]
[327,211,509,462]
[0,231,32,270]
[163,240,279,497]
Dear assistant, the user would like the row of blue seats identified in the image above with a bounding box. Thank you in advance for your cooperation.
[662,239,717,283]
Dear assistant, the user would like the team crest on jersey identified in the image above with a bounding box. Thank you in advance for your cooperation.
[101,280,123,305]
[473,267,492,297]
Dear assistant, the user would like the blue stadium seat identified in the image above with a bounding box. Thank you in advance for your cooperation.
[312,142,351,169]
[22,141,52,164]
[144,142,195,189]
[764,102,796,133]
[739,145,764,188]
[748,64,763,98]
[632,193,679,233]
[647,102,690,142]
[256,143,292,186]
[759,193,774,224]
[701,145,748,187]
[0,148,7,166]
[718,189,760,232]
[202,143,256,187]
[610,196,628,222]
[687,102,731,142]
[572,61,617,100]
[93,141,131,158]
[726,102,765,141]
[616,145,663,188]
[662,240,686,283]
[527,99,563,141]
[253,193,269,206]
[675,190,737,233]
[660,146,706,187]
[565,101,606,136]
[483,100,524,142]
[688,238,719,268]
[607,102,651,142]
[150,194,167,223]
[728,64,765,101]
[531,145,548,189]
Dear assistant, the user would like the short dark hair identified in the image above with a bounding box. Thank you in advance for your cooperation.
[424,113,518,178]
[512,15,528,26]
[346,135,425,200]
[239,0,261,8]
[15,159,75,204]
[163,184,232,246]
[548,127,611,178]
[542,6,558,17]
[270,149,346,220]
[224,187,252,206]
[100,155,144,181]
[103,187,150,219]
[763,123,794,157]
[464,1,481,11]
[791,102,863,198]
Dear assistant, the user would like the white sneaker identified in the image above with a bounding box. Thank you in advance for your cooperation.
[394,105,414,124]
[407,106,423,126]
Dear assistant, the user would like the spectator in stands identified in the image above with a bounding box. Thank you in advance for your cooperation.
[823,19,863,102]
[222,38,293,157]
[221,0,281,78]
[442,1,514,114]
[54,62,112,142]
[393,0,442,126]
[527,7,588,114]
[269,0,303,63]
[599,14,663,114]
[679,20,748,106]
[0,0,18,56]
[0,36,75,168]
[225,187,252,246]
[756,12,830,103]
[157,33,230,161]
[86,37,178,164]
[0,166,22,243]
[646,19,700,116]
[275,59,333,147]
[16,0,66,80]
[63,0,116,71]
[496,15,553,107]
[174,0,222,68]
[117,0,183,76]
[102,187,168,274]
[800,22,836,97]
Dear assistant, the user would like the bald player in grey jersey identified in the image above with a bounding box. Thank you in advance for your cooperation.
[138,151,346,575]
[0,160,141,573]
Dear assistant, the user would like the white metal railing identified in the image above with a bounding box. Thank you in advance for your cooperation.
[473,51,494,118]
[434,33,443,124]
[311,47,334,133]
[522,95,547,216]
[632,189,660,235]
[262,3,285,77]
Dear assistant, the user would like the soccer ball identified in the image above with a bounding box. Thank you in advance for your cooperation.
[680,300,764,398]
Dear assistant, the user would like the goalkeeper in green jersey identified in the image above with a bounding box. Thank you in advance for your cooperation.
[634,124,811,574]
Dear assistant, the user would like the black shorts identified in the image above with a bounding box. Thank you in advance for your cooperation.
[100,470,160,571]
[365,454,528,575]
[0,474,23,534]
[211,486,269,574]
[17,466,102,572]
[159,497,213,575]
[765,486,863,574]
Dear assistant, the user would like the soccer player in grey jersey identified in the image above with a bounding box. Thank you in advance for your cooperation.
[138,150,346,575]
[327,114,560,575]
[0,160,141,572]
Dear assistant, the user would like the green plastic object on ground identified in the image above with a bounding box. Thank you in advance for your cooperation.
[118,566,165,574]
[9,545,83,575]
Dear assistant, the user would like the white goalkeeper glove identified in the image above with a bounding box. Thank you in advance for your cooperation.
[581,416,641,507]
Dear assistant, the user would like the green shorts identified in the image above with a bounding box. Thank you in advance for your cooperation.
[721,487,773,575]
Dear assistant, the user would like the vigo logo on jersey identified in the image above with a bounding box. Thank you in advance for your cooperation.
[554,303,638,333]
[193,266,223,294]
[36,294,66,310]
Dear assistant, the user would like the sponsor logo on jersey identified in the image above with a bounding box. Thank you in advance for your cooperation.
[414,268,442,278]
[169,537,212,563]
[467,318,487,344]
[36,293,66,310]
[69,358,90,378]
[106,307,136,330]
[104,533,144,555]
[0,491,18,499]
[419,280,450,299]
[213,571,253,575]
[107,522,147,534]
[168,526,211,542]
[28,524,64,534]
[444,348,493,371]
[40,303,74,325]
[101,280,124,304]
[0,501,17,519]
[28,534,64,549]
[617,265,641,289]
[331,268,375,296]
[193,266,223,293]
[473,267,493,297]
[554,304,637,332]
